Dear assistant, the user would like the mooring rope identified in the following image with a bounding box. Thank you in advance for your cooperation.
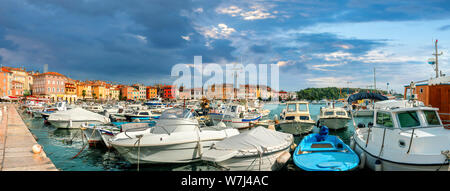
[436,150,450,171]
[72,126,97,159]
[134,134,144,172]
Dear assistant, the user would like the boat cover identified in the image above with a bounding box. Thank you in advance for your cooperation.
[347,92,388,104]
[202,126,293,162]
[48,108,110,123]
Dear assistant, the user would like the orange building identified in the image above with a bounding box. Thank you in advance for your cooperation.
[146,86,158,99]
[121,86,140,100]
[11,81,24,97]
[404,76,450,127]
[0,68,12,97]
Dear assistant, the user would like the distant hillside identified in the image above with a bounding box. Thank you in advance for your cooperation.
[296,87,389,101]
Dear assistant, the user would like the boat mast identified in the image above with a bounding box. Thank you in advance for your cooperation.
[373,67,376,93]
[432,39,443,78]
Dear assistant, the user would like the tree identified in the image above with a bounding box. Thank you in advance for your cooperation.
[23,90,31,97]
[82,90,86,99]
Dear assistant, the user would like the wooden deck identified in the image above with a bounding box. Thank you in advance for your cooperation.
[0,104,58,171]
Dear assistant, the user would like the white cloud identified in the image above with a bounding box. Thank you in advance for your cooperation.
[216,5,276,20]
[194,8,204,13]
[310,62,347,71]
[134,35,147,44]
[181,35,190,41]
[216,6,242,16]
[198,23,236,40]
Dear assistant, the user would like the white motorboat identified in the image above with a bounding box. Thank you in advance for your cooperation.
[124,110,160,121]
[318,103,351,130]
[83,105,104,113]
[110,108,240,164]
[81,122,151,148]
[278,101,315,135]
[110,108,135,121]
[347,92,388,117]
[48,108,110,129]
[202,126,293,171]
[352,100,450,171]
[208,103,262,132]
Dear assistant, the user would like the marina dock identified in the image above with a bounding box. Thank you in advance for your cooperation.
[0,104,58,171]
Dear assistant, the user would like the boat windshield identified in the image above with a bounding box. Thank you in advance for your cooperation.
[376,112,394,127]
[298,104,308,111]
[287,104,296,112]
[336,111,346,116]
[397,111,420,128]
[324,111,334,116]
[160,108,193,119]
[423,110,441,126]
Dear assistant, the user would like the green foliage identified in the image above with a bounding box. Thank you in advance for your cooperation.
[296,87,388,101]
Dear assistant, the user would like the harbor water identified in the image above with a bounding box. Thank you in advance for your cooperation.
[19,103,373,171]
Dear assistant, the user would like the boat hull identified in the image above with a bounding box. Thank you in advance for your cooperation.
[49,120,104,129]
[113,141,218,164]
[215,149,290,171]
[277,121,314,135]
[354,141,449,171]
[319,118,349,130]
[353,109,373,117]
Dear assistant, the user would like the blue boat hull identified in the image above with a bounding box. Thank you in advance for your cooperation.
[293,133,359,171]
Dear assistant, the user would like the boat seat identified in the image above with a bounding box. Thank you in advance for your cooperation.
[310,143,334,148]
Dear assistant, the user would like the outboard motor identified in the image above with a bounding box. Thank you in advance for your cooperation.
[316,126,329,142]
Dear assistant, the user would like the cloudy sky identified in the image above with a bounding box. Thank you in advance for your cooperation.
[0,0,449,93]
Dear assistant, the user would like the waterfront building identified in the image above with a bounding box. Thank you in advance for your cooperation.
[146,86,158,99]
[1,67,30,93]
[162,85,176,100]
[11,81,24,97]
[31,72,68,102]
[64,79,77,103]
[278,90,288,101]
[92,84,106,100]
[178,88,191,100]
[206,83,234,100]
[121,86,140,100]
[75,81,93,100]
[132,83,147,100]
[0,68,12,97]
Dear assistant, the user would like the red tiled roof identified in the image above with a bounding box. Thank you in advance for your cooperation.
[37,72,66,77]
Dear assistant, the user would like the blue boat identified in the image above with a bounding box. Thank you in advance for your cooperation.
[293,126,359,171]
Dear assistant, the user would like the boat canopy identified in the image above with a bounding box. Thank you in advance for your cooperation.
[212,126,291,153]
[159,108,194,119]
[48,108,110,123]
[347,92,388,104]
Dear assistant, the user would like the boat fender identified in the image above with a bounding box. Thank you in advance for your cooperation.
[69,120,73,128]
[32,144,43,154]
[350,138,355,150]
[359,152,366,170]
[276,151,291,165]
[290,143,297,151]
[197,142,203,157]
[374,159,382,171]
[357,123,365,128]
